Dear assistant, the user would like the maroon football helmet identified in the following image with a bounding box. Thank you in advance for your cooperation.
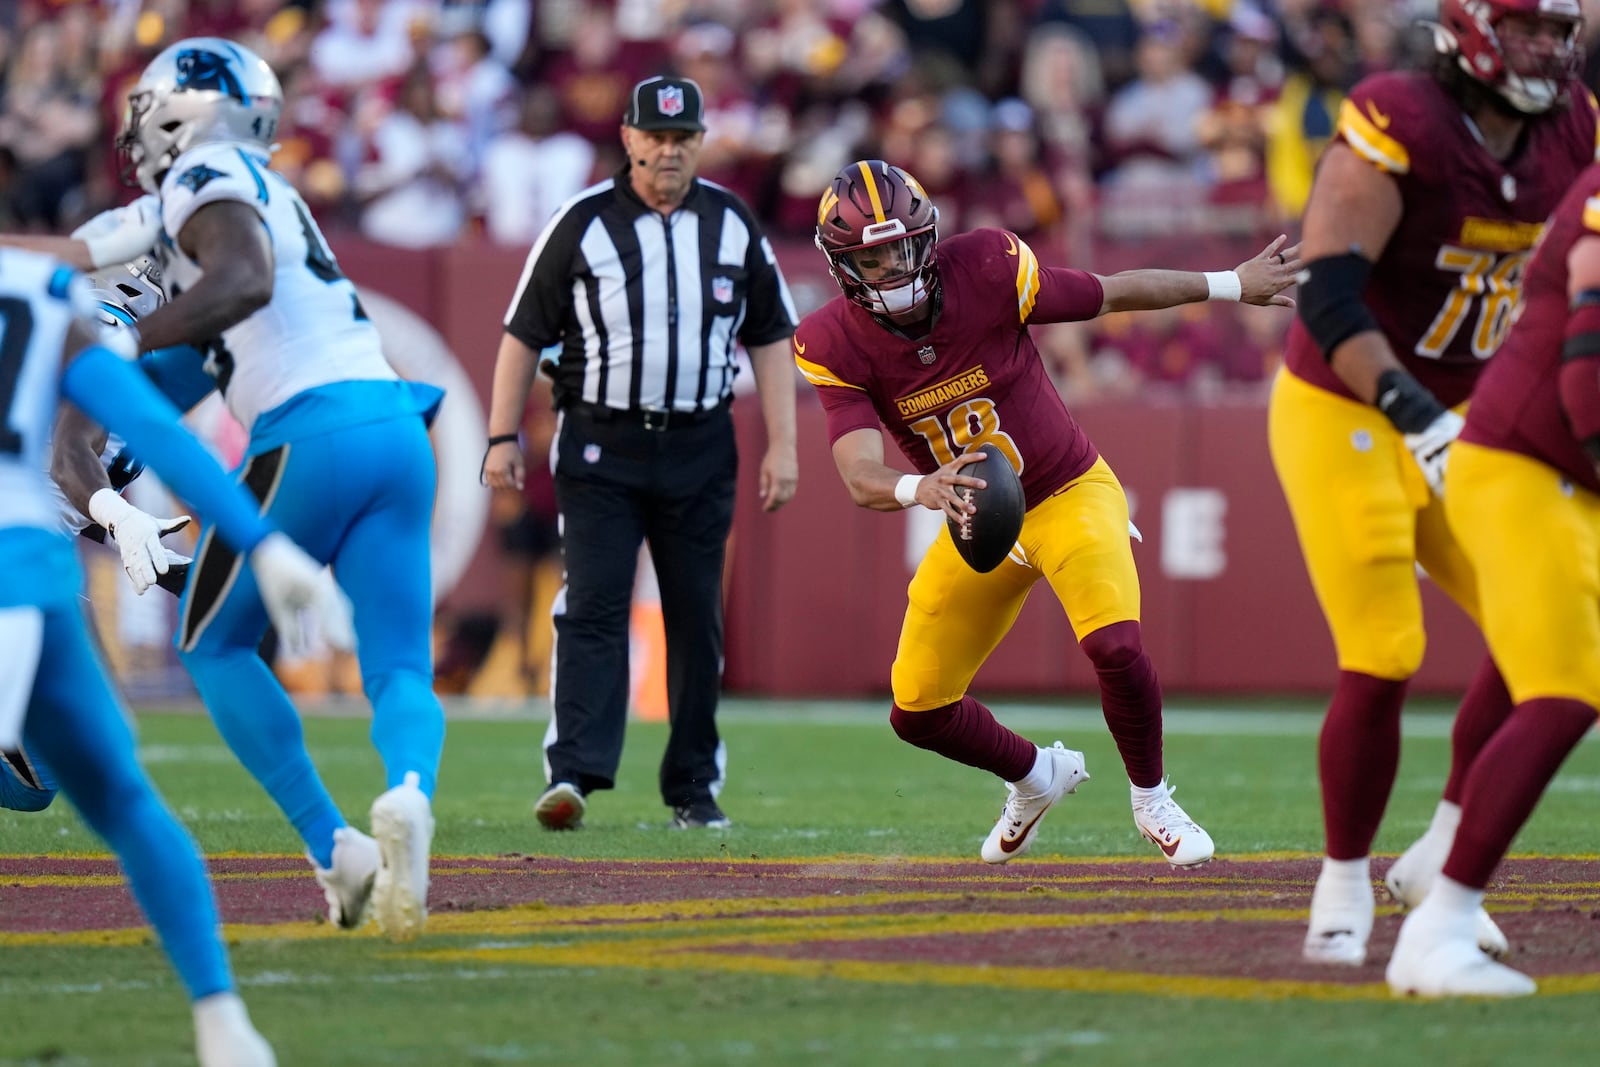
[815,161,940,325]
[1438,0,1584,114]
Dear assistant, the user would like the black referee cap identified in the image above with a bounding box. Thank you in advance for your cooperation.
[623,76,706,132]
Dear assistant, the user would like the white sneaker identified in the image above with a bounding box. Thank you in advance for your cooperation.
[1387,894,1535,998]
[369,771,433,943]
[1386,832,1510,959]
[308,826,379,930]
[1303,859,1375,966]
[1131,779,1214,868]
[980,742,1089,864]
[193,993,277,1067]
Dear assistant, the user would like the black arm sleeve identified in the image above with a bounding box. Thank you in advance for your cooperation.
[1297,252,1380,360]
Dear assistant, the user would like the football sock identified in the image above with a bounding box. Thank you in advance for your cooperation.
[1080,621,1163,789]
[366,667,445,797]
[1442,697,1596,889]
[1318,854,1370,890]
[1013,746,1056,794]
[1427,875,1485,919]
[181,647,346,869]
[1442,656,1514,805]
[1319,670,1406,860]
[890,696,1037,782]
[1129,780,1169,809]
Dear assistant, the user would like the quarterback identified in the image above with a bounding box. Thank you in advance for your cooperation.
[1273,0,1596,964]
[795,160,1299,866]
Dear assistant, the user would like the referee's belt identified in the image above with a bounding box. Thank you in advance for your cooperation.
[566,398,730,432]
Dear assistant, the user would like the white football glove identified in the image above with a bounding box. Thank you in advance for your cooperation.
[1403,410,1465,497]
[88,487,191,596]
[71,194,162,269]
[249,533,356,658]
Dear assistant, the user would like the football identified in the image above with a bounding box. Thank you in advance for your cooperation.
[945,443,1025,573]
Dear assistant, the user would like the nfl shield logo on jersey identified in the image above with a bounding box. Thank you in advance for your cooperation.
[712,276,733,304]
[657,85,685,117]
[918,344,936,365]
[583,443,601,464]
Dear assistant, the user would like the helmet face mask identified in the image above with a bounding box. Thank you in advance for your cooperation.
[116,37,285,193]
[1437,0,1584,115]
[816,161,940,325]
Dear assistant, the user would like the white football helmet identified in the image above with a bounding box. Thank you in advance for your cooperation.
[116,37,284,194]
[87,257,164,328]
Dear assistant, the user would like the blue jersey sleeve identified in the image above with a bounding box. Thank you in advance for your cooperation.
[138,345,216,412]
[61,345,273,553]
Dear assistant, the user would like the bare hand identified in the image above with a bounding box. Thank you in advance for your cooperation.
[915,452,987,523]
[1235,234,1303,308]
[481,440,526,492]
[759,446,798,512]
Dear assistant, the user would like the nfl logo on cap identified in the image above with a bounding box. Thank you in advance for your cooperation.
[657,85,685,117]
[626,75,705,131]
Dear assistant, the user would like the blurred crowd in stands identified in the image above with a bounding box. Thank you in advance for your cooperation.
[5,0,1600,401]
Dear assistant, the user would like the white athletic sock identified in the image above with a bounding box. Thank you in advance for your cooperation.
[1012,747,1055,795]
[1426,799,1463,843]
[1428,874,1486,918]
[1320,855,1371,887]
[1129,779,1169,809]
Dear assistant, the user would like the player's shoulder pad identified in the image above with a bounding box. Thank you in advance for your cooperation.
[940,228,1043,323]
[1338,71,1435,178]
[793,301,867,392]
[160,142,271,235]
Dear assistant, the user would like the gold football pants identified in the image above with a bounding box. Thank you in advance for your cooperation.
[1446,441,1600,708]
[892,456,1141,710]
[1268,368,1479,679]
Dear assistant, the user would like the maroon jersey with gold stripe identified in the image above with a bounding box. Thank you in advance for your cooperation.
[1285,71,1599,408]
[1462,163,1600,495]
[794,228,1101,509]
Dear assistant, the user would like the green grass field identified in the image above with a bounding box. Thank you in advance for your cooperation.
[2,697,1597,1066]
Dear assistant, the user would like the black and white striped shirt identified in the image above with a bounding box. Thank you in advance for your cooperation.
[503,169,798,413]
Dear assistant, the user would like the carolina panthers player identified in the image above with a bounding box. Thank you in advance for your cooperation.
[0,263,212,814]
[0,246,352,1066]
[99,36,446,942]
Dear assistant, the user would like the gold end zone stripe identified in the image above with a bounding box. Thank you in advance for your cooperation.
[796,353,864,391]
[1338,99,1409,175]
[1014,236,1041,321]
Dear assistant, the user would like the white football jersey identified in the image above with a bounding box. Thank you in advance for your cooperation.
[0,249,97,532]
[155,141,396,433]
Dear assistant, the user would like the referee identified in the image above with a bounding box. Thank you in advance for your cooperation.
[482,75,799,831]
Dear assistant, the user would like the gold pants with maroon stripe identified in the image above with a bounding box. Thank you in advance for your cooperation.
[891,456,1140,711]
[1446,441,1600,708]
[1268,368,1480,680]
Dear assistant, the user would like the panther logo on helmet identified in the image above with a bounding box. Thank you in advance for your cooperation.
[116,37,284,194]
[815,161,940,326]
[1435,0,1584,114]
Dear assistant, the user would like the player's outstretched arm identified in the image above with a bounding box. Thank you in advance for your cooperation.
[0,195,162,270]
[1093,235,1301,315]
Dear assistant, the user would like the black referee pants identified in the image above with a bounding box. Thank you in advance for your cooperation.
[544,405,737,808]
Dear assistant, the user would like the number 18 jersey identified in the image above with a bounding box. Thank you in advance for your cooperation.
[1284,71,1599,408]
[794,228,1102,509]
[153,141,396,434]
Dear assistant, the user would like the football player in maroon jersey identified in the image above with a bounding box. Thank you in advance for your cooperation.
[1386,163,1600,997]
[1271,0,1595,966]
[795,160,1299,867]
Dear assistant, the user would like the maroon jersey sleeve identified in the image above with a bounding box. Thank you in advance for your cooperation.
[793,308,882,446]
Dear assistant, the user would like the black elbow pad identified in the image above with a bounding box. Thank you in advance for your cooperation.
[1297,253,1380,361]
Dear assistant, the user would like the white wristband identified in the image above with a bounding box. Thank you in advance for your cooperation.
[894,474,923,509]
[88,487,136,532]
[1204,270,1242,302]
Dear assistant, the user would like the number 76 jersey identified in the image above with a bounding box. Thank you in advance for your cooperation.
[1284,70,1600,410]
[793,228,1101,510]
[152,141,397,434]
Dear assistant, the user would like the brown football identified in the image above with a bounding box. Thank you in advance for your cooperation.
[945,443,1025,573]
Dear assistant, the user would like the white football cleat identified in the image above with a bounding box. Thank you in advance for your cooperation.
[1303,859,1374,966]
[369,771,434,943]
[1131,778,1214,868]
[1387,895,1535,998]
[193,993,277,1067]
[1385,833,1510,959]
[980,742,1089,864]
[308,826,379,930]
